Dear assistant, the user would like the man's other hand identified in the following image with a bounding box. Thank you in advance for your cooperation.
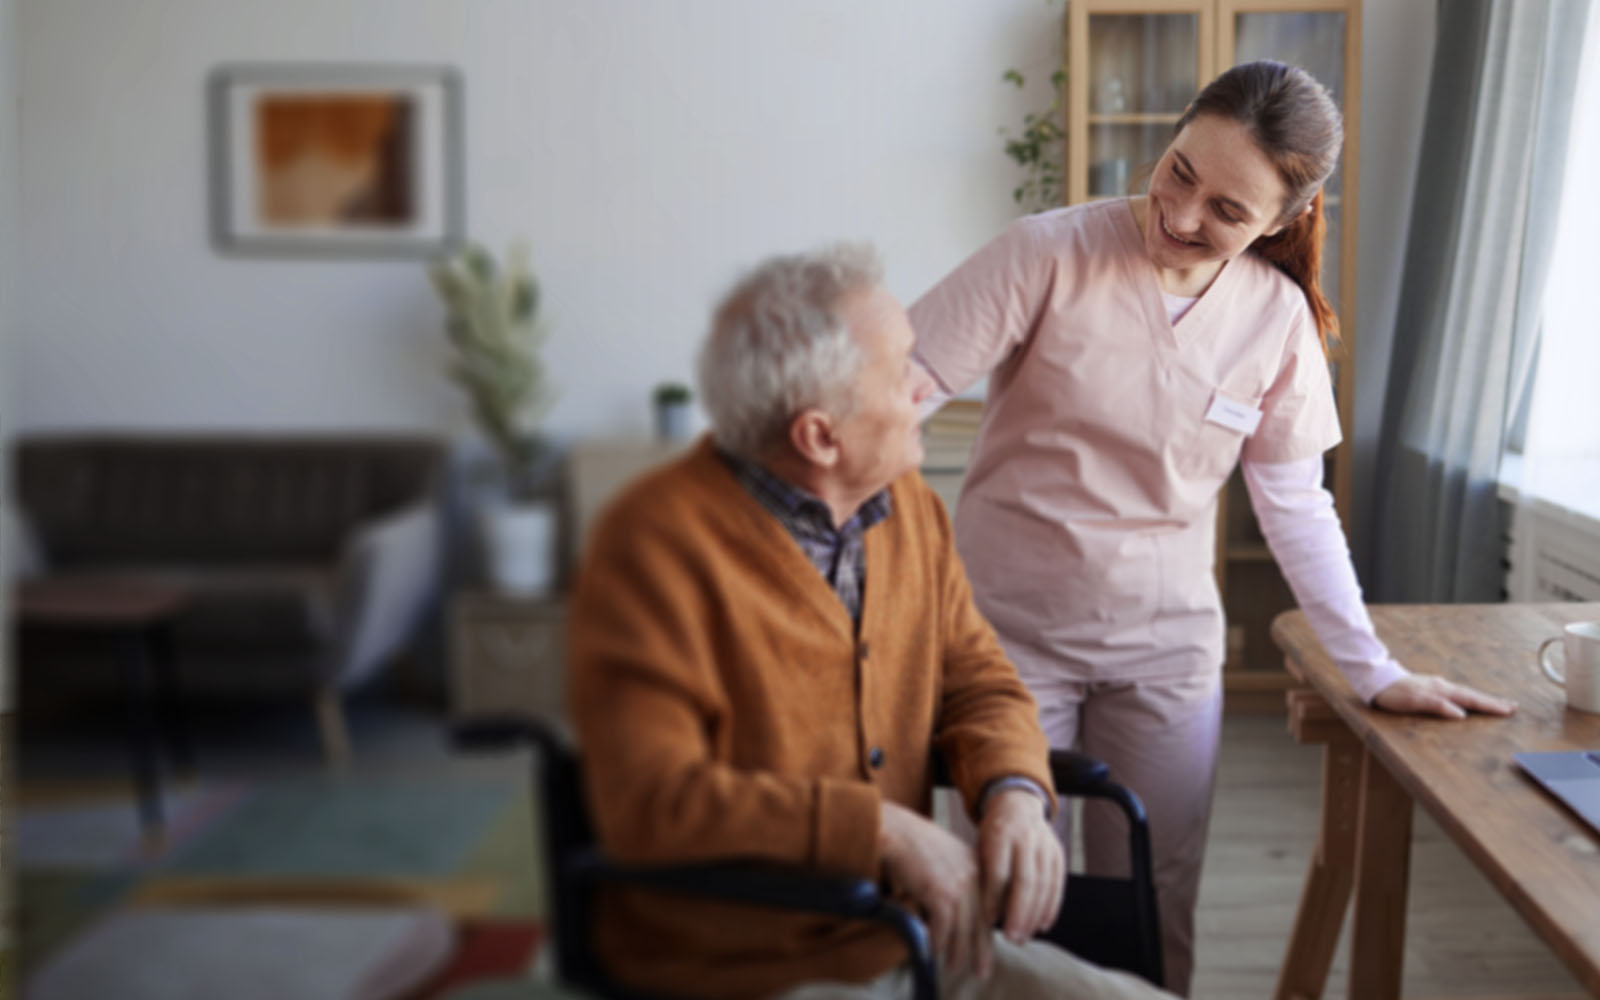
[977,788,1064,946]
[879,800,991,979]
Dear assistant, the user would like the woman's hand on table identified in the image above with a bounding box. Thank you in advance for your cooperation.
[1373,673,1517,719]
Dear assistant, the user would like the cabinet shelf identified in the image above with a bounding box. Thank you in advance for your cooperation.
[1221,670,1296,692]
[1087,113,1185,125]
[1226,544,1275,563]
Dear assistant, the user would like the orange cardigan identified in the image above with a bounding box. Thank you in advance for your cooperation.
[569,438,1053,999]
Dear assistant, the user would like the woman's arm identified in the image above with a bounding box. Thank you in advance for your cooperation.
[908,217,1053,402]
[1242,456,1515,717]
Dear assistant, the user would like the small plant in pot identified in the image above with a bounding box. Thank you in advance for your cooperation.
[653,381,694,442]
[429,241,560,595]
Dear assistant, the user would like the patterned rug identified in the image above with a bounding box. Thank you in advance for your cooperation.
[14,771,545,994]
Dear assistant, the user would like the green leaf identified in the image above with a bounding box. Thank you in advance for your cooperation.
[426,240,555,481]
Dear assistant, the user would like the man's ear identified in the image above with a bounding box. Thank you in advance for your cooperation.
[789,408,840,469]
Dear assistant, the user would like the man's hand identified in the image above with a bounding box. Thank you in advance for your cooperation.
[977,788,1064,949]
[1373,673,1517,719]
[879,801,990,979]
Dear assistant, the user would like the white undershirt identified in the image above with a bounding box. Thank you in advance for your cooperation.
[1242,456,1409,702]
[1162,292,1199,324]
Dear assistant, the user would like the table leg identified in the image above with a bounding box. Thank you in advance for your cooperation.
[148,622,195,775]
[118,628,166,834]
[1348,746,1413,1000]
[1275,734,1362,1000]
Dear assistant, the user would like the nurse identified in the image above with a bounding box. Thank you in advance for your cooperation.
[909,61,1514,995]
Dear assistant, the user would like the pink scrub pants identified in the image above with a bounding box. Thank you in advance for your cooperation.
[1020,663,1223,998]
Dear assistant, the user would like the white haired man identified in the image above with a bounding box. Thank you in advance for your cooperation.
[569,244,1175,1000]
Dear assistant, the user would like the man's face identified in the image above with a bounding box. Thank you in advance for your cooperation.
[830,286,931,497]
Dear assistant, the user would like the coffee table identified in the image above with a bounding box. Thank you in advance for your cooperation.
[15,577,193,834]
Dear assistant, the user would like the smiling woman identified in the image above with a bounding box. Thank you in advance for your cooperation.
[909,61,1515,996]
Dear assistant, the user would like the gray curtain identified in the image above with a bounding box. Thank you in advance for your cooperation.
[1368,0,1591,602]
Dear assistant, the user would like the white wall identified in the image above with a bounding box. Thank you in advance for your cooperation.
[16,0,1437,556]
[1352,0,1436,572]
[17,0,1062,438]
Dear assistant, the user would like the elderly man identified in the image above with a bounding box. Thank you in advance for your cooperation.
[569,245,1172,1000]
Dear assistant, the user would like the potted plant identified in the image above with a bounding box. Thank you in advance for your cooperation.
[428,241,560,595]
[1000,63,1067,213]
[653,381,694,442]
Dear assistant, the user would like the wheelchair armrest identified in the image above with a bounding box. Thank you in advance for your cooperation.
[571,849,885,917]
[1047,748,1148,828]
[568,849,936,1000]
[1046,748,1111,793]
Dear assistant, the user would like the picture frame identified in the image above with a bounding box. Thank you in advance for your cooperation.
[209,63,464,257]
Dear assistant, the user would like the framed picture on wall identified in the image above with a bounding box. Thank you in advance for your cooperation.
[209,63,464,256]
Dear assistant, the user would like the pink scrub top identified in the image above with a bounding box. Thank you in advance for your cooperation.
[910,199,1342,682]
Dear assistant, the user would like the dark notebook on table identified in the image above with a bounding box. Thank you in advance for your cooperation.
[1515,750,1600,835]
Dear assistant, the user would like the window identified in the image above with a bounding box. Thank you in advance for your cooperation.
[1510,4,1600,520]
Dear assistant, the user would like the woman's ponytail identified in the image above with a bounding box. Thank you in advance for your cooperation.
[1251,189,1338,354]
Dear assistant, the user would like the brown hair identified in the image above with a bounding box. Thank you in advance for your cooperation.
[1177,61,1343,351]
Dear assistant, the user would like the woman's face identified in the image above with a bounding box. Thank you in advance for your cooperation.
[1143,114,1292,272]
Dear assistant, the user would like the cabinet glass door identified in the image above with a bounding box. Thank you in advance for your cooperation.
[1230,11,1346,308]
[1085,13,1202,198]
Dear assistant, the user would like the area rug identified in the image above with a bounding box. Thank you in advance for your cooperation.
[14,783,250,869]
[23,905,549,1000]
[15,771,544,986]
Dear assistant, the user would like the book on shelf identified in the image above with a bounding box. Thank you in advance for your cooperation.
[921,398,984,470]
[925,398,984,430]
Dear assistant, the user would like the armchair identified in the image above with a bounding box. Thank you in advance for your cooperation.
[454,716,1163,1000]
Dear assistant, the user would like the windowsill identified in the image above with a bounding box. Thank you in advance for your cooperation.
[1498,452,1600,529]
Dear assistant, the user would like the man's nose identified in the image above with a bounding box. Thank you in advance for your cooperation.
[909,363,937,405]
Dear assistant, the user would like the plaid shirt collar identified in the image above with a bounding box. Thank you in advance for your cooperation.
[718,448,891,625]
[718,449,892,539]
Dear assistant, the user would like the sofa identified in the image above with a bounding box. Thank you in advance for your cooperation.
[12,434,445,765]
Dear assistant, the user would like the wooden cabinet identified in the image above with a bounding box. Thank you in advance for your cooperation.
[922,399,984,513]
[446,439,687,725]
[1064,0,1362,708]
[450,591,567,722]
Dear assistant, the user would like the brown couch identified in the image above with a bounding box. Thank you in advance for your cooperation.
[13,434,445,764]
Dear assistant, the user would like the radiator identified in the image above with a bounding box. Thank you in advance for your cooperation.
[1506,499,1600,602]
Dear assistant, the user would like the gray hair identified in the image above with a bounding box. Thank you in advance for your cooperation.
[696,243,882,459]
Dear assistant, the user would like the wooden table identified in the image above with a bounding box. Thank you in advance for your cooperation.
[1272,602,1600,1000]
[15,578,192,834]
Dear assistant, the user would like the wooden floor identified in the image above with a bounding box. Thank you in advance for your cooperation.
[1193,714,1585,999]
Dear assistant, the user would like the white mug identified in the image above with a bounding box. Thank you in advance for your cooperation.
[1538,620,1600,714]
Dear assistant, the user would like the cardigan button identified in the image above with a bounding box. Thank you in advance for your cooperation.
[868,746,885,769]
[859,642,870,660]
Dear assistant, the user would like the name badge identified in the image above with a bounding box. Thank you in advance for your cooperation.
[1204,391,1262,435]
